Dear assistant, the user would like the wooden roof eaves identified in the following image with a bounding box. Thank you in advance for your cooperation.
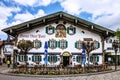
[2,11,115,37]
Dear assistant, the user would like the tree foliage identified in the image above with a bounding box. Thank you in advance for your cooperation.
[116,28,120,42]
[17,39,33,52]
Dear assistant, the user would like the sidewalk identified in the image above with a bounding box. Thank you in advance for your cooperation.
[0,64,12,73]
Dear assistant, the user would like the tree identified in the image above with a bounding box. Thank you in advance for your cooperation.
[115,28,120,52]
[17,39,33,71]
[82,40,99,68]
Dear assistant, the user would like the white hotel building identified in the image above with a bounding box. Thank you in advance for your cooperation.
[2,11,115,67]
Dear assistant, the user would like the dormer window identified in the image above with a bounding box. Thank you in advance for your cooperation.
[46,25,55,35]
[67,25,76,35]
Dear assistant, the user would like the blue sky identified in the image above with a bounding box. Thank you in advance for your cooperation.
[0,0,120,40]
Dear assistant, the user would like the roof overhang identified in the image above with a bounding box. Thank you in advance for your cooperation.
[2,11,115,38]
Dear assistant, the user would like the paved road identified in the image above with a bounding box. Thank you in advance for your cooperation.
[0,64,120,80]
[0,70,120,80]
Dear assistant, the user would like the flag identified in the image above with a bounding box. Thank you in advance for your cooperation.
[44,41,48,65]
[82,48,86,65]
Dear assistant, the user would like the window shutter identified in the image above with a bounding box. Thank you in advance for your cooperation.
[58,41,60,48]
[32,56,34,62]
[55,41,57,48]
[38,56,42,61]
[18,55,20,61]
[39,41,42,47]
[53,27,55,33]
[67,27,69,34]
[76,56,78,62]
[73,27,76,34]
[48,41,50,47]
[46,26,48,34]
[48,56,50,62]
[90,56,93,62]
[66,41,68,48]
[98,42,100,48]
[97,56,99,62]
[26,56,28,61]
[75,42,77,48]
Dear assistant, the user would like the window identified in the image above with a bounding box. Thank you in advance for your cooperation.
[32,55,41,62]
[75,40,82,50]
[33,39,42,49]
[48,55,58,63]
[48,39,57,49]
[76,55,82,63]
[89,56,99,63]
[46,25,55,35]
[18,55,28,62]
[58,39,68,49]
[67,25,76,35]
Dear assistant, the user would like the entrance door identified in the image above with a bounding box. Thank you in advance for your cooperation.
[63,56,69,67]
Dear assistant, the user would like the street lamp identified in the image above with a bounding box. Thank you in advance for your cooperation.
[112,40,118,71]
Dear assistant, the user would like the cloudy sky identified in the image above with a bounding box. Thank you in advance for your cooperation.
[0,0,120,40]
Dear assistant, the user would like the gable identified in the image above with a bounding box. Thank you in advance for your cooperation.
[2,11,115,38]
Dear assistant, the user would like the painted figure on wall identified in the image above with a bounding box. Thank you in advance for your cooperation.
[56,24,66,38]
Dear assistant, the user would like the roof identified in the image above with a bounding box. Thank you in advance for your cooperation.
[2,11,115,38]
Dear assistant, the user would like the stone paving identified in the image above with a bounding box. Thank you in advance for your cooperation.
[0,64,120,80]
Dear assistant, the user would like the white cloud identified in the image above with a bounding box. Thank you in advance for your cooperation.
[0,3,21,39]
[13,0,57,7]
[59,0,120,31]
[14,9,46,23]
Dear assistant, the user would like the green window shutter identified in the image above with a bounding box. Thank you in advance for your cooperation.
[53,56,58,62]
[66,41,68,48]
[46,26,48,34]
[32,56,34,62]
[48,41,50,47]
[98,42,100,48]
[76,56,78,62]
[39,41,42,47]
[26,56,28,61]
[73,27,76,34]
[58,41,60,48]
[40,56,42,61]
[97,56,99,62]
[18,55,20,61]
[38,56,41,61]
[67,27,69,34]
[75,42,77,48]
[90,56,93,62]
[55,41,57,48]
[55,56,58,62]
[53,27,55,33]
[48,56,50,62]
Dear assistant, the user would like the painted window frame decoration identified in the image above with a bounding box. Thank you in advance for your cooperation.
[48,55,58,63]
[48,39,57,49]
[93,40,100,49]
[67,25,76,35]
[76,55,82,63]
[89,55,99,63]
[18,55,28,62]
[33,39,42,49]
[32,55,42,62]
[58,39,68,49]
[75,40,82,50]
[56,24,66,38]
[46,25,55,35]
